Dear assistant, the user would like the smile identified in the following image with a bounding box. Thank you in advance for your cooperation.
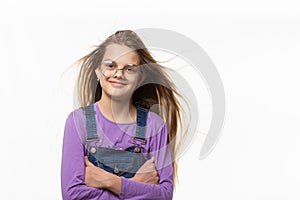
[109,81,127,87]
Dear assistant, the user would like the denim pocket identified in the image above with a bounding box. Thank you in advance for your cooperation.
[88,146,145,178]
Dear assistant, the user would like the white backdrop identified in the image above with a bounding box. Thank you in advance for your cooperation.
[1,0,300,199]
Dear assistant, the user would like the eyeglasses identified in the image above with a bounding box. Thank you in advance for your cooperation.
[99,60,140,78]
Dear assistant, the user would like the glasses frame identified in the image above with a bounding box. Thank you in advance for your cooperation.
[99,60,140,78]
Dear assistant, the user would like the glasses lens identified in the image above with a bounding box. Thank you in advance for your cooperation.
[100,61,116,77]
[124,64,139,74]
[100,61,139,77]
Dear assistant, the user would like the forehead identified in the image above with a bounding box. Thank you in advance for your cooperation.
[103,44,140,64]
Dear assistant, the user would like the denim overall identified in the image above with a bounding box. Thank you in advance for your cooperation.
[81,104,149,178]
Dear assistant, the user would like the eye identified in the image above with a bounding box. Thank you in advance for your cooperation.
[125,64,138,72]
[103,61,116,69]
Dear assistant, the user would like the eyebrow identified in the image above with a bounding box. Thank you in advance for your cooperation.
[103,59,139,66]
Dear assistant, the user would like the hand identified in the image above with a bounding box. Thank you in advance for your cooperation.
[84,156,112,188]
[130,157,159,184]
[84,157,121,195]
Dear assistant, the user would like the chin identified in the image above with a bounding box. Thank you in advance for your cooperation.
[106,90,133,100]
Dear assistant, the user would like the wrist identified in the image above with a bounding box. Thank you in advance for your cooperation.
[102,171,114,188]
[129,176,136,182]
[105,174,121,195]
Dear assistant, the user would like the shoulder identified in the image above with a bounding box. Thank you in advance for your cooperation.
[146,111,169,151]
[65,107,85,124]
[147,111,167,133]
[64,107,87,142]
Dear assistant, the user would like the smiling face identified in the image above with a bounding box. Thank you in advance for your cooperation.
[95,44,142,101]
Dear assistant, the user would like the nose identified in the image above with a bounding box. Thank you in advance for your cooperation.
[113,68,124,78]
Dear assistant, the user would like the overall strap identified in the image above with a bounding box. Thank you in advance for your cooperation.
[81,104,98,141]
[134,106,149,144]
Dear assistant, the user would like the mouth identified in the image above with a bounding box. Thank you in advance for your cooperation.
[108,80,127,87]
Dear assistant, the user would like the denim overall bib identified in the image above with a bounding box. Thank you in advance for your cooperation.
[81,104,149,178]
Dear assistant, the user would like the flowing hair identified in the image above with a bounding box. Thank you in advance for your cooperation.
[76,30,186,186]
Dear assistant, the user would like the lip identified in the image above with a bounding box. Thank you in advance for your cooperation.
[109,80,127,87]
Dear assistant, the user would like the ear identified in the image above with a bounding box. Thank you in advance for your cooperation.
[95,68,101,79]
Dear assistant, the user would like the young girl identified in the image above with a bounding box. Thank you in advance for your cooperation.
[61,30,184,199]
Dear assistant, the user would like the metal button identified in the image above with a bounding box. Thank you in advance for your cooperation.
[114,166,119,174]
[134,146,141,153]
[90,147,97,154]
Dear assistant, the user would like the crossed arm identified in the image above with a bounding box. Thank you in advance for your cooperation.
[61,112,173,200]
[84,156,159,195]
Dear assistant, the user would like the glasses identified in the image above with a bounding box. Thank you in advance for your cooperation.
[99,60,140,78]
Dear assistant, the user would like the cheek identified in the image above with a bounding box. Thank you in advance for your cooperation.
[129,77,141,88]
[99,76,108,88]
[137,74,145,86]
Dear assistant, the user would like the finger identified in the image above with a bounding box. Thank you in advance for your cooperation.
[150,156,155,163]
[84,156,93,166]
[146,156,154,163]
[144,157,155,170]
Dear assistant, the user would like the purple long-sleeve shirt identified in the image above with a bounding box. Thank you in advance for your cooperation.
[61,102,173,199]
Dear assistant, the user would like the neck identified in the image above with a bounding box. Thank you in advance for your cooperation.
[97,95,136,123]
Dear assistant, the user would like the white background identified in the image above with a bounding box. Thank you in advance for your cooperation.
[1,0,300,199]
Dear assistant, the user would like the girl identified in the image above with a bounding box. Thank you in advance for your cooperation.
[61,30,185,199]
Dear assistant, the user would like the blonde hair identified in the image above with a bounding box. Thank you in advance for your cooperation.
[76,30,185,186]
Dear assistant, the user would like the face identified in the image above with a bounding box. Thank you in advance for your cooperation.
[95,44,142,101]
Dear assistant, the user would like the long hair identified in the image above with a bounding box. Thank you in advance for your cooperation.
[76,30,185,186]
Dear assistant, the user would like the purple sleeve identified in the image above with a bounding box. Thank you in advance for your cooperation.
[119,124,174,200]
[61,112,120,200]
